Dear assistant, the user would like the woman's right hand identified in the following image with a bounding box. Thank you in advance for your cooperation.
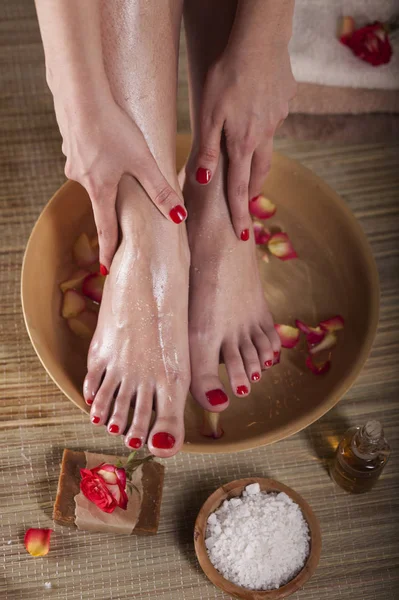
[56,93,187,272]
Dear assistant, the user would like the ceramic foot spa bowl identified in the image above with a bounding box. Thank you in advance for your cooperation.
[21,134,379,453]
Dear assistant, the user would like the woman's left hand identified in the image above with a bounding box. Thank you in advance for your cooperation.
[195,44,296,240]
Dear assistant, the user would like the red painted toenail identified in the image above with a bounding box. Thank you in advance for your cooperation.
[206,389,228,406]
[196,167,211,184]
[265,360,273,368]
[109,424,119,434]
[251,372,260,382]
[169,205,187,224]
[273,351,281,365]
[100,263,108,276]
[236,385,249,396]
[152,432,175,449]
[86,398,93,405]
[128,438,142,449]
[241,229,250,241]
[91,415,100,424]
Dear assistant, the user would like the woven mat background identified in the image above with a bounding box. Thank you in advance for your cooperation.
[1,1,399,599]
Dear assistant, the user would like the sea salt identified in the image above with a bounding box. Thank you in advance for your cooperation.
[205,484,310,590]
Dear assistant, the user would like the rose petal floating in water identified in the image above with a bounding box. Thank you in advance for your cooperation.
[305,355,331,375]
[319,315,345,332]
[60,269,90,293]
[73,233,99,267]
[274,324,300,348]
[201,410,224,439]
[24,528,53,557]
[309,331,337,354]
[61,289,86,319]
[267,233,298,261]
[295,319,326,345]
[67,310,97,339]
[249,195,276,219]
[82,273,105,303]
[253,222,271,245]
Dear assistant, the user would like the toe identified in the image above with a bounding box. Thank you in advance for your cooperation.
[222,340,251,397]
[239,337,262,383]
[83,363,105,406]
[90,372,120,426]
[107,380,134,436]
[262,314,281,362]
[148,384,186,458]
[252,327,274,370]
[190,339,230,412]
[124,384,154,451]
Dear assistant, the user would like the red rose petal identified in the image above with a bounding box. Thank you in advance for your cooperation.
[82,273,105,304]
[268,233,298,261]
[306,355,331,375]
[249,195,277,219]
[24,528,53,557]
[319,315,345,332]
[201,410,224,439]
[253,222,271,245]
[67,310,97,339]
[295,319,326,345]
[274,324,300,348]
[309,332,337,355]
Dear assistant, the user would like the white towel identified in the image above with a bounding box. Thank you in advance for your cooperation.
[289,0,399,89]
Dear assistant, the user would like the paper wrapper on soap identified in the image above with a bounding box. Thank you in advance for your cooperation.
[53,449,164,535]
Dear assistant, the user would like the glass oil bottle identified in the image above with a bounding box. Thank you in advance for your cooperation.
[330,420,391,493]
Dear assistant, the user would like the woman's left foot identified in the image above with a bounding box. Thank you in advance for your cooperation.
[183,153,281,412]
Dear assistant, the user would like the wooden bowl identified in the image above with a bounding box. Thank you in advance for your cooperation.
[194,478,322,599]
[21,134,379,453]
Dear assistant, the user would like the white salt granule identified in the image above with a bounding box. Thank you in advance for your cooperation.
[205,485,310,590]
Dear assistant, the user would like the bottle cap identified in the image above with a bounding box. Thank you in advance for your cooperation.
[365,420,382,440]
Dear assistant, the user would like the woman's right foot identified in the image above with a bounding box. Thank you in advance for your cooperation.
[83,175,190,458]
[183,151,281,413]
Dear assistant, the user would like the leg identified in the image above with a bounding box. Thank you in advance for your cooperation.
[84,0,189,457]
[183,0,281,410]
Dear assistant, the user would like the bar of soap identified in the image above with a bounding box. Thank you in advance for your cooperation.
[53,449,164,535]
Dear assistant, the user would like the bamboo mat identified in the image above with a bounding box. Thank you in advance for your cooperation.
[1,1,399,599]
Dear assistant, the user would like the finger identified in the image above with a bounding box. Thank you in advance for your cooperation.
[89,185,119,273]
[134,152,188,225]
[195,117,222,185]
[248,138,273,202]
[227,152,253,241]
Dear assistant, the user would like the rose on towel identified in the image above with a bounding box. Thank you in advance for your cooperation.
[80,463,128,513]
[339,19,393,66]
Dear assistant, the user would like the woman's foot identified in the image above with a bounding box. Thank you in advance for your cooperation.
[183,151,281,412]
[83,175,190,457]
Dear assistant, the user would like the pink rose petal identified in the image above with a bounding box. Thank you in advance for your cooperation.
[274,324,300,348]
[268,233,298,261]
[249,195,277,219]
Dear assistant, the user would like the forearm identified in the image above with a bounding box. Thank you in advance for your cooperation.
[228,0,295,58]
[35,0,110,106]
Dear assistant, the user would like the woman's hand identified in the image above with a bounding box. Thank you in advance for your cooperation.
[195,43,296,241]
[57,92,186,272]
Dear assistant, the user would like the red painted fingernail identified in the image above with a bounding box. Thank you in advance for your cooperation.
[109,424,119,434]
[251,372,260,382]
[169,205,187,224]
[100,263,108,276]
[91,415,100,424]
[196,167,211,184]
[206,389,228,406]
[128,438,142,449]
[241,229,250,241]
[152,432,175,449]
[236,385,249,396]
[265,360,273,368]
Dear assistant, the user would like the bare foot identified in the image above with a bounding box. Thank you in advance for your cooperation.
[183,152,281,412]
[83,175,190,457]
